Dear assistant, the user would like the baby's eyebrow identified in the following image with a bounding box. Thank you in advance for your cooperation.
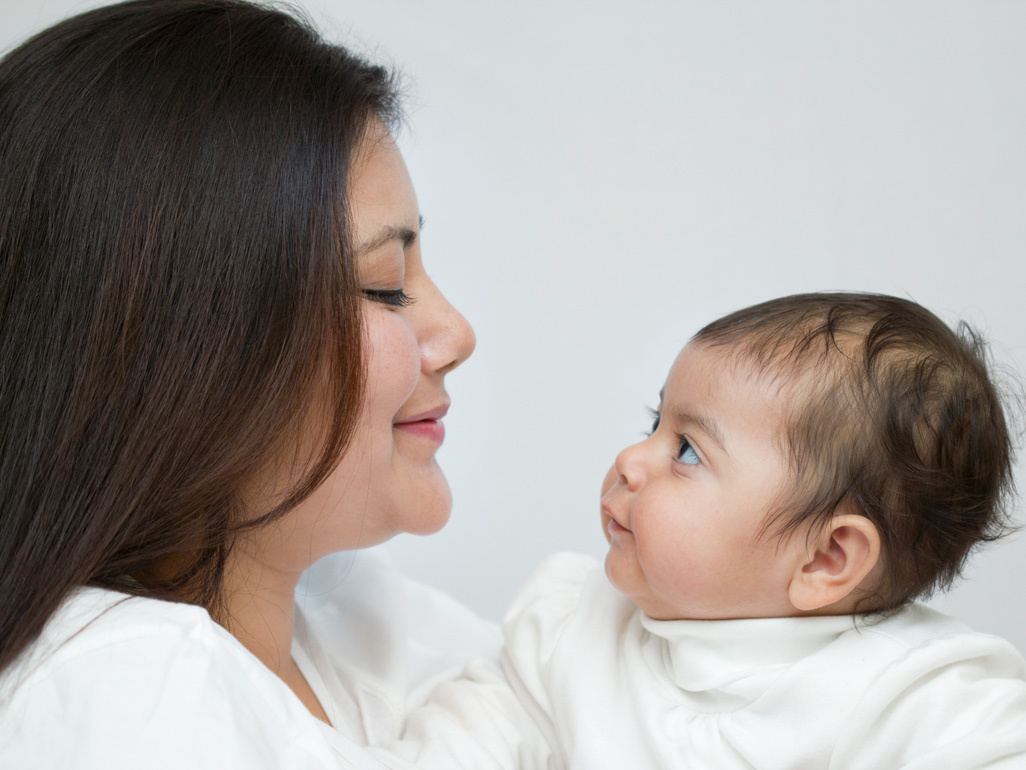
[659,388,727,453]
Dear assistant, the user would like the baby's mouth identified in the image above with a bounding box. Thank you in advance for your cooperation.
[607,517,630,536]
[603,505,631,537]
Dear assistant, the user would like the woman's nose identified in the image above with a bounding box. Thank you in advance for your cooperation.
[419,278,476,375]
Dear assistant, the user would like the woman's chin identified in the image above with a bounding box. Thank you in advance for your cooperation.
[400,474,453,536]
[407,497,453,536]
[405,510,451,537]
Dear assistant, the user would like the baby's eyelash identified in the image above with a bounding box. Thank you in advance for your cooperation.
[362,288,415,307]
[645,405,660,436]
[674,433,701,465]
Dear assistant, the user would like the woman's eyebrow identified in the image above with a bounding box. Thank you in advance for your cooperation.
[356,215,424,256]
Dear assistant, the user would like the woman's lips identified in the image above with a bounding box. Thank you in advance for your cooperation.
[394,404,448,444]
[394,419,445,443]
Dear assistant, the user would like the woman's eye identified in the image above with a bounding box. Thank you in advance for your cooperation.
[362,288,414,307]
[675,435,700,465]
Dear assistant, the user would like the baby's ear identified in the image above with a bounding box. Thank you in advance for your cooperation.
[787,513,882,613]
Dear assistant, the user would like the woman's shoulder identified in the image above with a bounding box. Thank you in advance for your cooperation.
[0,587,370,769]
[39,584,220,644]
[1,585,232,693]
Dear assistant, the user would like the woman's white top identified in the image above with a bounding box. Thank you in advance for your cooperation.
[385,553,1026,769]
[0,549,499,769]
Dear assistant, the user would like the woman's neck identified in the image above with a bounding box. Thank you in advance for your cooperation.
[223,540,331,724]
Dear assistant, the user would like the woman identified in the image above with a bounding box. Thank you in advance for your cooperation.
[0,1,492,766]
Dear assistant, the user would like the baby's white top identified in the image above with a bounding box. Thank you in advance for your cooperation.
[0,549,499,769]
[386,553,1026,769]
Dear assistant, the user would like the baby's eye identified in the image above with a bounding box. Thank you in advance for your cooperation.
[675,435,700,465]
[646,406,660,436]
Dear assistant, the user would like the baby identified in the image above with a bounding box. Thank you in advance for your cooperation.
[379,293,1026,770]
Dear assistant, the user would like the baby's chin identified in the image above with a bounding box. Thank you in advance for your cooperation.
[602,546,640,604]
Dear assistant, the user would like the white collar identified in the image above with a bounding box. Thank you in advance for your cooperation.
[639,612,857,711]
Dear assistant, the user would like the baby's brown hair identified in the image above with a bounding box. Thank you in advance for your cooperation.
[694,293,1016,609]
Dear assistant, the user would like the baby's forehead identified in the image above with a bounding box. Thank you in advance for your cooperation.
[664,342,800,434]
[668,340,803,393]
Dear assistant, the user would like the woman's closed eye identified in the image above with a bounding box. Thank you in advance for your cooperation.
[675,434,700,465]
[362,288,415,307]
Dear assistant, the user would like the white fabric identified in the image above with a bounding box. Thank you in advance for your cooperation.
[0,549,499,769]
[381,552,1026,770]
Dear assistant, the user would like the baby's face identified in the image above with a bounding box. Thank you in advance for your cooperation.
[600,341,808,620]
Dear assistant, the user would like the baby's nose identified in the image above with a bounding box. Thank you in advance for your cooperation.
[612,440,647,492]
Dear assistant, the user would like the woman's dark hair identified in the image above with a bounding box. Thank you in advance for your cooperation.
[694,292,1017,609]
[0,0,400,673]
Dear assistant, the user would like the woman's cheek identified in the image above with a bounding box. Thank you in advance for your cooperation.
[364,312,420,412]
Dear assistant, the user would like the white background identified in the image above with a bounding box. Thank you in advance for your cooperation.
[4,0,1025,652]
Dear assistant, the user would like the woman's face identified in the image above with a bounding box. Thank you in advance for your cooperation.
[251,128,475,568]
